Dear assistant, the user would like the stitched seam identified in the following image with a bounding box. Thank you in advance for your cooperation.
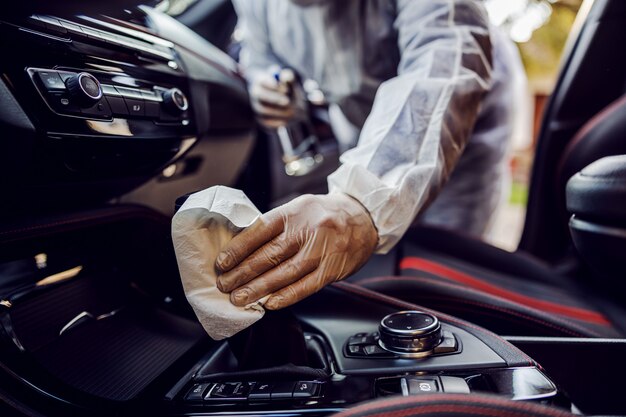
[358,276,600,337]
[359,405,558,417]
[400,257,610,325]
[423,296,584,337]
[401,257,606,322]
[335,394,571,417]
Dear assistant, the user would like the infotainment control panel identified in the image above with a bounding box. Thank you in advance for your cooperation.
[28,67,190,124]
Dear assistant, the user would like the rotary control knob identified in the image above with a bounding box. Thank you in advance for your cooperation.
[65,72,103,106]
[162,88,189,115]
[378,311,442,357]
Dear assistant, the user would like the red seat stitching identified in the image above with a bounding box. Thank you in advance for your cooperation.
[358,405,559,417]
[400,257,610,326]
[334,394,572,417]
[357,276,604,337]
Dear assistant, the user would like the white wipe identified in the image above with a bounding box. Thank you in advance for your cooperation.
[172,186,267,340]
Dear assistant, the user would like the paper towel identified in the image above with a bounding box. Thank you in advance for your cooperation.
[172,186,268,340]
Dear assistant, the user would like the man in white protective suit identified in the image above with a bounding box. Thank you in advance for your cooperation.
[215,0,526,311]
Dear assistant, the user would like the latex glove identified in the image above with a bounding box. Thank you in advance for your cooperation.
[216,193,378,310]
[250,71,304,129]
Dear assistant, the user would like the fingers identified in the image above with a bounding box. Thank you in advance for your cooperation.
[229,251,320,307]
[252,100,294,119]
[251,80,290,108]
[217,235,300,293]
[257,117,290,129]
[264,269,331,310]
[215,210,284,273]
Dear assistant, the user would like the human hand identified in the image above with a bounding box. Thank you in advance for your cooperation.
[250,71,303,129]
[216,193,378,310]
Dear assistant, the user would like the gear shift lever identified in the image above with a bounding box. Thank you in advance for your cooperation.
[227,309,309,370]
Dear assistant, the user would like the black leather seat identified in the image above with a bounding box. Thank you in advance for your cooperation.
[348,95,626,338]
[331,393,576,417]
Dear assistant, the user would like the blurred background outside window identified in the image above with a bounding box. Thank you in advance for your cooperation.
[484,0,583,251]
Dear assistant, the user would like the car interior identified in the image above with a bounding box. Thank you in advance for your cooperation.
[0,0,625,416]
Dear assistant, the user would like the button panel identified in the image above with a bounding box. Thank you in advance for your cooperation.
[27,67,189,123]
[345,330,460,358]
[377,375,470,397]
[184,381,322,404]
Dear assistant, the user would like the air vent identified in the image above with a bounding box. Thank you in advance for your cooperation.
[30,15,176,63]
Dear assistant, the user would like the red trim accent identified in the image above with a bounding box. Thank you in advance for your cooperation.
[400,257,611,326]
[335,394,572,417]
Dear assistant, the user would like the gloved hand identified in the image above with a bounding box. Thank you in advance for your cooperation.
[249,70,305,129]
[216,193,378,310]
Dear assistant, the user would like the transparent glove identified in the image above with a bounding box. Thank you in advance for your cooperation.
[250,70,306,129]
[216,193,378,310]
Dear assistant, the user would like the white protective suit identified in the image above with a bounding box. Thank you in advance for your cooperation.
[233,0,523,253]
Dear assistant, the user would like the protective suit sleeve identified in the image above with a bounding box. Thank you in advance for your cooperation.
[232,0,282,80]
[328,0,493,254]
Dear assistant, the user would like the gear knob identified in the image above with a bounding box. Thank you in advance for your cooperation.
[378,311,442,358]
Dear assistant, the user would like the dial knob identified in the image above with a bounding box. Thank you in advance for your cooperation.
[378,311,442,357]
[65,72,102,106]
[162,88,189,114]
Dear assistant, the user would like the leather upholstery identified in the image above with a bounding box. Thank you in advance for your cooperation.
[350,233,621,338]
[331,394,575,417]
[567,155,626,224]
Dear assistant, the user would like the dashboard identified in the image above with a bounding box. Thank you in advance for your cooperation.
[0,7,255,212]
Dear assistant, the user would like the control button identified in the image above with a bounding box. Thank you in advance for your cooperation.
[57,72,75,83]
[208,383,238,399]
[81,27,104,41]
[162,87,189,115]
[439,376,470,394]
[124,98,145,116]
[47,92,81,114]
[141,90,162,102]
[59,20,84,36]
[349,335,376,346]
[105,96,129,116]
[379,311,442,357]
[271,381,297,400]
[81,99,112,119]
[37,16,67,34]
[102,85,120,96]
[185,383,211,402]
[248,383,273,401]
[364,344,391,357]
[232,382,254,399]
[434,331,458,354]
[293,381,320,399]
[407,378,439,395]
[115,86,144,100]
[37,71,66,91]
[348,345,364,355]
[65,72,103,106]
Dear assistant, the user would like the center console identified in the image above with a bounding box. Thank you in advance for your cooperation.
[165,282,563,415]
[4,200,626,417]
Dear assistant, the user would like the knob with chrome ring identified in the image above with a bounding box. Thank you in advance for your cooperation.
[378,311,442,358]
[162,87,189,115]
[65,72,103,107]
